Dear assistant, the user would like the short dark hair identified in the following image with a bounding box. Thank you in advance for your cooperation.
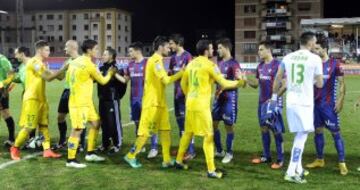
[216,38,233,52]
[81,39,98,53]
[17,46,30,57]
[169,33,184,47]
[129,41,144,52]
[196,39,212,55]
[106,47,117,60]
[34,40,49,50]
[300,31,316,46]
[316,33,329,49]
[152,35,168,51]
[258,41,273,50]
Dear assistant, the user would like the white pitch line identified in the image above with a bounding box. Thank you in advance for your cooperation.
[0,152,42,170]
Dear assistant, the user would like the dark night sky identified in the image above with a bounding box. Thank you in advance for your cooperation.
[0,0,358,51]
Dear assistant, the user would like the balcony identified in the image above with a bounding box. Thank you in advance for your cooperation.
[261,21,291,30]
[261,9,292,17]
[261,34,292,43]
[272,48,292,56]
[261,0,292,4]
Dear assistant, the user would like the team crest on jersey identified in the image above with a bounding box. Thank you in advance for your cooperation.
[215,67,220,74]
[34,63,41,71]
[268,69,272,73]
[156,63,161,71]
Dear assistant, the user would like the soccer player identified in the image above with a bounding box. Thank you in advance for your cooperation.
[13,47,30,90]
[123,36,183,168]
[53,40,86,150]
[272,32,323,183]
[168,34,196,160]
[10,40,67,160]
[65,39,116,168]
[212,38,242,164]
[115,42,159,158]
[247,41,285,169]
[97,47,124,154]
[305,37,348,175]
[175,39,246,178]
[0,52,16,147]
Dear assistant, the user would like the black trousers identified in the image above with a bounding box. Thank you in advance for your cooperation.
[99,99,122,148]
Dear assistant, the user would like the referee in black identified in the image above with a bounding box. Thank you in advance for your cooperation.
[97,47,126,154]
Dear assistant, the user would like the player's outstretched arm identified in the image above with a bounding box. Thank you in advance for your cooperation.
[154,61,184,85]
[114,73,128,84]
[90,65,115,85]
[246,77,259,89]
[335,76,345,113]
[41,64,68,82]
[210,65,246,90]
[0,71,15,88]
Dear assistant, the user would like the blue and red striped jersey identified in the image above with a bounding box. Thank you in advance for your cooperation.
[256,59,282,105]
[314,58,344,105]
[168,51,192,99]
[124,58,147,103]
[215,58,241,102]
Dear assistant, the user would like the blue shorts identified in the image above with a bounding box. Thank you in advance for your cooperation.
[131,101,142,122]
[174,97,185,119]
[258,103,285,133]
[314,103,339,132]
[212,98,237,126]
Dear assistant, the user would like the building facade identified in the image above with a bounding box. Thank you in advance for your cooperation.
[235,0,323,63]
[0,8,131,57]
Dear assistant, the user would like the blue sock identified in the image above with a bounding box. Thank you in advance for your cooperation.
[187,138,195,155]
[261,130,271,159]
[151,134,158,150]
[177,117,185,137]
[214,129,222,153]
[274,133,284,162]
[332,132,345,162]
[226,133,234,154]
[315,132,325,159]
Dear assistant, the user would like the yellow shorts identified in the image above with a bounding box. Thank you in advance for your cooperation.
[69,104,99,129]
[185,110,213,136]
[19,100,49,128]
[137,106,171,136]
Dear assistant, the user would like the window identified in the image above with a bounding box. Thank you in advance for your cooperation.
[5,37,11,43]
[125,26,128,32]
[118,35,121,40]
[106,13,112,19]
[39,25,43,31]
[298,3,311,11]
[107,35,111,42]
[6,16,10,21]
[125,47,128,54]
[125,15,128,21]
[58,25,63,31]
[244,5,256,14]
[46,14,54,20]
[95,13,100,18]
[242,43,257,53]
[31,15,35,21]
[118,25,121,30]
[38,15,43,20]
[47,25,54,31]
[72,25,76,31]
[244,31,256,39]
[118,46,121,53]
[93,24,98,30]
[118,13,122,20]
[39,36,44,40]
[72,36,77,40]
[93,35,98,41]
[85,35,89,39]
[58,14,63,20]
[84,13,89,20]
[107,24,112,30]
[244,18,256,27]
[50,46,55,53]
[49,36,55,42]
[59,36,63,42]
[84,24,89,30]
[125,36,128,42]
[72,14,76,20]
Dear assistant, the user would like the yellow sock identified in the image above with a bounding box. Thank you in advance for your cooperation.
[203,135,216,172]
[39,127,50,150]
[67,136,79,160]
[176,132,193,163]
[127,135,148,159]
[14,129,29,148]
[87,127,99,152]
[159,130,171,163]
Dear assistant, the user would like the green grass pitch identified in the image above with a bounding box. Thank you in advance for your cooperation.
[0,75,360,190]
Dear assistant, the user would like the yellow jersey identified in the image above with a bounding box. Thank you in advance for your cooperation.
[67,55,112,107]
[142,53,183,109]
[181,56,245,111]
[23,56,46,102]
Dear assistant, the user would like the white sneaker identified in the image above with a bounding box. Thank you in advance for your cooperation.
[221,152,233,164]
[66,161,87,168]
[215,150,226,158]
[147,149,158,159]
[140,147,146,153]
[85,154,106,162]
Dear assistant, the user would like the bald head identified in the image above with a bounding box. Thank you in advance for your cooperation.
[65,40,79,57]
